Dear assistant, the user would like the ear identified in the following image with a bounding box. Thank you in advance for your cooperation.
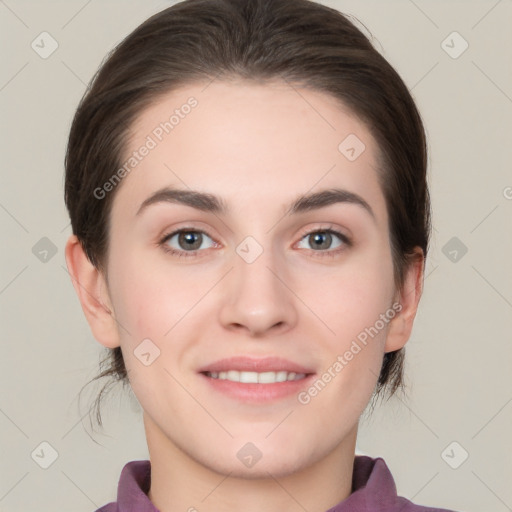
[64,234,120,349]
[384,247,425,353]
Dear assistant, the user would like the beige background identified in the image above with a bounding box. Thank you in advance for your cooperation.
[1,0,511,511]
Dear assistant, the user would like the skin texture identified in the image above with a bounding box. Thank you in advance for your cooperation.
[65,80,424,512]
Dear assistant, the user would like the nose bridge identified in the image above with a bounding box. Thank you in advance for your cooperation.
[234,234,284,303]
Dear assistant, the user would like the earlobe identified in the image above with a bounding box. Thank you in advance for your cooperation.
[64,234,120,349]
[384,248,425,353]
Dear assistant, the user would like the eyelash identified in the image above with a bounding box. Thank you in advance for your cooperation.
[158,225,352,259]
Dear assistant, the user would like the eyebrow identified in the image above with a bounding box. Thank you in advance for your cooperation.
[136,186,375,220]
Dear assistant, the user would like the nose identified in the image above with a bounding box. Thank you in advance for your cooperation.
[218,245,298,337]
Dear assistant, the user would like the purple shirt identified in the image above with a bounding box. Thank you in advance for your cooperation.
[96,455,458,511]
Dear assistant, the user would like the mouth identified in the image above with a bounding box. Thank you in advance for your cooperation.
[198,357,315,403]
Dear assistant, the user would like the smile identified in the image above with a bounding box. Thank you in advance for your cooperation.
[204,370,307,383]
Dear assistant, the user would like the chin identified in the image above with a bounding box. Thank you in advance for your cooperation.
[204,450,311,480]
[187,434,321,480]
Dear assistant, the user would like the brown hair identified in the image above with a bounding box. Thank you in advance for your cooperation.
[65,0,430,427]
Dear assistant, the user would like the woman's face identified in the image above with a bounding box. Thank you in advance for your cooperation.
[103,80,400,477]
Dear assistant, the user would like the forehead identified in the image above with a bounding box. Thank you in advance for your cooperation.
[112,79,387,224]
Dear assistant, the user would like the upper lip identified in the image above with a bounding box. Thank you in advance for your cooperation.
[198,356,315,374]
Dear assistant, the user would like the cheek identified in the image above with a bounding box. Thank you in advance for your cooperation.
[303,245,395,344]
[108,246,199,334]
[297,242,395,407]
[299,276,391,417]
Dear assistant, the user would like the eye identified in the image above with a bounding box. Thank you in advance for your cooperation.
[159,226,351,259]
[296,228,351,256]
[160,228,217,257]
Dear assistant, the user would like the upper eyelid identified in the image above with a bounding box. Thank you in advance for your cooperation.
[162,227,215,242]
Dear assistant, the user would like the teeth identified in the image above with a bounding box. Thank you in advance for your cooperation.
[226,370,239,381]
[240,371,258,383]
[206,370,306,383]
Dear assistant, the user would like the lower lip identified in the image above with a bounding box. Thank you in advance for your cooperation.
[199,373,316,403]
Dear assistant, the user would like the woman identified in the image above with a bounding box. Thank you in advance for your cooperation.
[64,0,458,510]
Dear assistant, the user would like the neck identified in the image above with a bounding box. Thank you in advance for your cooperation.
[145,415,357,512]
